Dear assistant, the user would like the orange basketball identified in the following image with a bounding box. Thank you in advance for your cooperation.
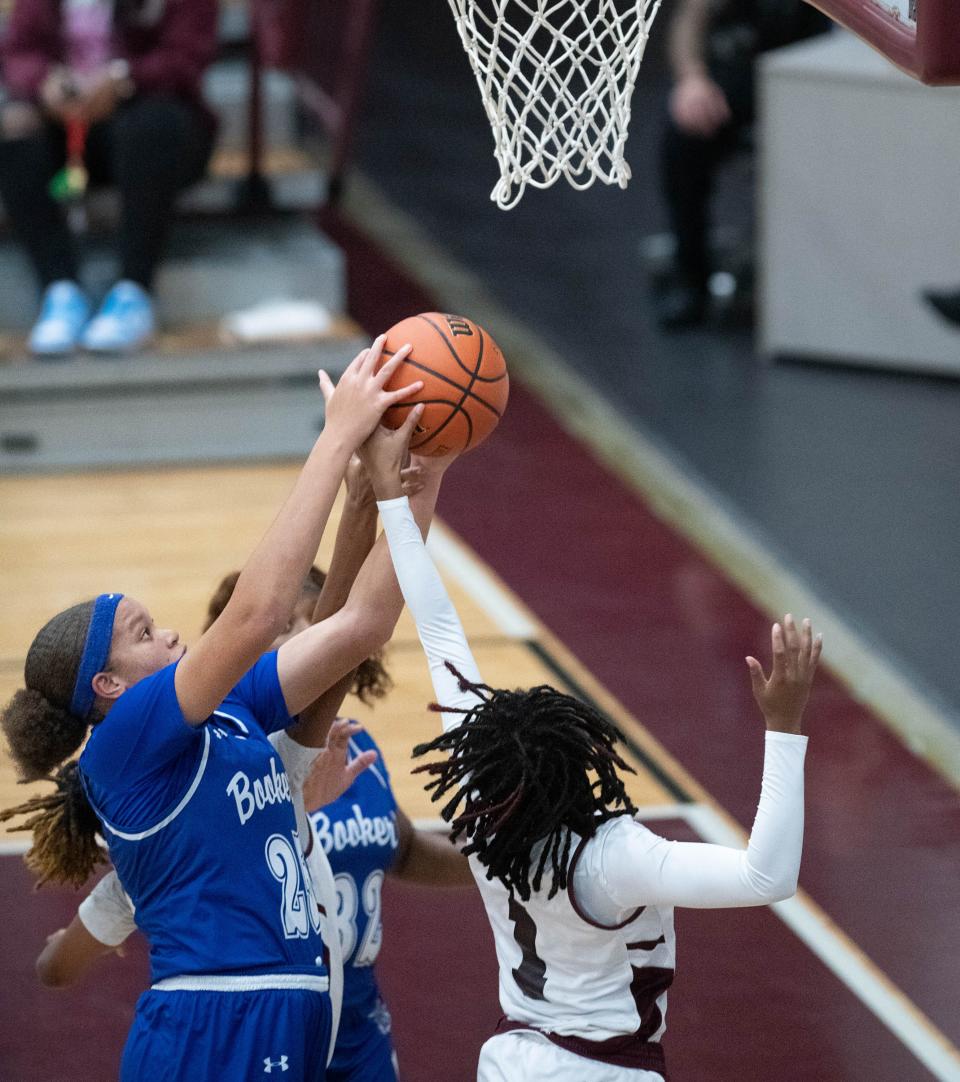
[376,313,509,456]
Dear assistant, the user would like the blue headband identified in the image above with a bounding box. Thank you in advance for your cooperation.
[70,593,124,721]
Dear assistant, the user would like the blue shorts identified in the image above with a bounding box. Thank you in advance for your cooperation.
[329,998,398,1082]
[121,981,332,1081]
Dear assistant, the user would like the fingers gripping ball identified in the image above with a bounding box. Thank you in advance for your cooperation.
[376,313,509,456]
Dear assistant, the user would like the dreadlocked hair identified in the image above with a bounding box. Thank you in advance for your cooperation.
[205,567,392,704]
[0,761,106,888]
[412,664,638,902]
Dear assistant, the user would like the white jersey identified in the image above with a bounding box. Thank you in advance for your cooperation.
[378,497,808,1078]
[472,826,675,1043]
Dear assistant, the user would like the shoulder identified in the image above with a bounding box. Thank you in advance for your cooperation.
[577,815,658,873]
[225,652,296,735]
[81,663,181,760]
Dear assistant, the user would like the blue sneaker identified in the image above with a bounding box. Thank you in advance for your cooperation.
[28,280,91,357]
[81,280,155,353]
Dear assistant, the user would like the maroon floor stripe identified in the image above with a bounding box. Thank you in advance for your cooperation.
[326,210,960,1052]
[0,842,930,1081]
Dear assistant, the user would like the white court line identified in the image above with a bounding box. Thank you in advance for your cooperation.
[0,839,30,855]
[422,508,960,1081]
[684,804,960,1082]
[427,526,536,639]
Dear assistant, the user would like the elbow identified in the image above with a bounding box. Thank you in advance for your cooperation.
[36,956,72,988]
[757,871,799,905]
[770,874,799,904]
[742,860,799,905]
[344,602,394,658]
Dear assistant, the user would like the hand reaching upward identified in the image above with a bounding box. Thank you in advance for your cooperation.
[746,615,822,735]
[318,336,422,453]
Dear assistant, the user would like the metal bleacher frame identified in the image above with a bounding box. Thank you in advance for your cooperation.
[244,0,381,210]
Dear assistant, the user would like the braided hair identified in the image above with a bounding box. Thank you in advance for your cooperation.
[412,664,637,901]
[1,601,110,887]
[0,761,106,888]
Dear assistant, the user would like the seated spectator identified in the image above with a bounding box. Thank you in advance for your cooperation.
[654,0,829,329]
[0,0,218,356]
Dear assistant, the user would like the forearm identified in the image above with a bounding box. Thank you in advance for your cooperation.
[277,476,444,716]
[668,0,711,79]
[312,499,378,625]
[36,919,113,988]
[340,473,443,639]
[232,430,352,634]
[392,828,474,886]
[376,496,483,724]
[595,732,807,912]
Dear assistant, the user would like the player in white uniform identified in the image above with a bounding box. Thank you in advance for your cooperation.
[366,445,820,1082]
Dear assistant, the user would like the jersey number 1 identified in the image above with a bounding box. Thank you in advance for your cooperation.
[508,896,547,1000]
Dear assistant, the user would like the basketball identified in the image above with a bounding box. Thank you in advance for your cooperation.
[376,312,509,456]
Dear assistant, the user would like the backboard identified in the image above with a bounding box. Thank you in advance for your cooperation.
[808,0,960,84]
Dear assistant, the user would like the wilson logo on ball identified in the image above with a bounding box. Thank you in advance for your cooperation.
[376,312,509,457]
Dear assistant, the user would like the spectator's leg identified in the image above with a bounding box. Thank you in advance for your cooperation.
[0,103,78,287]
[80,96,214,352]
[661,118,719,294]
[108,95,214,290]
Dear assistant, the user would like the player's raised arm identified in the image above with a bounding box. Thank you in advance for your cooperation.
[577,616,821,914]
[175,339,420,723]
[361,429,481,726]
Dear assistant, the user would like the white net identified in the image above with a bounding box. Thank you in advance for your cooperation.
[448,0,662,209]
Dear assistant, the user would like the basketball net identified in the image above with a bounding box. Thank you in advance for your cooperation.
[448,0,662,209]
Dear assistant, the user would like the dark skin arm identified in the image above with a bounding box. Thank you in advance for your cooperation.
[36,917,121,988]
[390,808,474,886]
[286,455,425,750]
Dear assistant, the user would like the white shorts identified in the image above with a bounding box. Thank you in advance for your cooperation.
[477,1030,665,1082]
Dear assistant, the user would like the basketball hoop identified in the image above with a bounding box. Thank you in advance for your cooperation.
[448,0,662,209]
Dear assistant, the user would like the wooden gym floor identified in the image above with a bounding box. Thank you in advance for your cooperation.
[2,448,960,1079]
[0,463,675,818]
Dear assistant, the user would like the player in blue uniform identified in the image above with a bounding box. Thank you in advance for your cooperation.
[33,475,472,1081]
[26,450,473,1082]
[0,338,453,1081]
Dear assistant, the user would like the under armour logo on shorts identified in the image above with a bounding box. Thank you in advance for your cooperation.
[263,1056,289,1073]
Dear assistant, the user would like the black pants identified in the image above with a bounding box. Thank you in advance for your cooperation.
[660,61,755,289]
[0,95,214,291]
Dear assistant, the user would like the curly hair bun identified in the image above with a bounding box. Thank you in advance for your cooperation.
[1,688,89,781]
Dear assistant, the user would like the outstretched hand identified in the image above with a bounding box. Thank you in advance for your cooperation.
[344,453,425,509]
[300,719,378,811]
[746,615,822,735]
[318,336,422,453]
[357,404,426,501]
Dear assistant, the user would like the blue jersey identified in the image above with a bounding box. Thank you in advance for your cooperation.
[309,730,399,1013]
[80,653,327,984]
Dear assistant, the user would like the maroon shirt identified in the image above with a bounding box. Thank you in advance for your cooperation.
[2,0,218,124]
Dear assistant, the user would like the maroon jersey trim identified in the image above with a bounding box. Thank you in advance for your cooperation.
[566,832,644,930]
[496,1017,668,1076]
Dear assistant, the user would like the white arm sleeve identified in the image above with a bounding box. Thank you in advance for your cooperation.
[377,497,484,728]
[77,869,137,947]
[269,729,321,844]
[575,731,807,921]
